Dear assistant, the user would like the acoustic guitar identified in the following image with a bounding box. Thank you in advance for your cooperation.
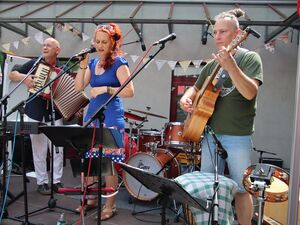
[182,27,255,142]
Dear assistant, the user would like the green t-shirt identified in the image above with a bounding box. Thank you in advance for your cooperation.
[194,50,263,135]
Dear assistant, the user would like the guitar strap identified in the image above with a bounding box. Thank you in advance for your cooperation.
[212,47,249,92]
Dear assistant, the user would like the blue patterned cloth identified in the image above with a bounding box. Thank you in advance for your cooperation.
[175,171,238,225]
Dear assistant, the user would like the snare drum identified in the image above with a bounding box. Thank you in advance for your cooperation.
[164,122,191,149]
[138,130,162,152]
[123,148,180,201]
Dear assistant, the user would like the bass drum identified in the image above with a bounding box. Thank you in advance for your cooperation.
[123,148,180,201]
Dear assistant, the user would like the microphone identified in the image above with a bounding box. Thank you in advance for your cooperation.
[73,46,96,58]
[33,55,43,68]
[201,24,210,45]
[206,126,228,159]
[153,33,176,46]
[138,32,146,51]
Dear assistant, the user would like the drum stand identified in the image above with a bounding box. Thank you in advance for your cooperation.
[248,164,274,225]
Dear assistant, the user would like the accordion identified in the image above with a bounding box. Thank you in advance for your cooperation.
[28,62,89,121]
[28,63,59,100]
[52,74,89,121]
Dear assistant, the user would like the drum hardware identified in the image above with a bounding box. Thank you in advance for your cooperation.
[128,108,168,119]
[243,163,289,225]
[253,147,277,163]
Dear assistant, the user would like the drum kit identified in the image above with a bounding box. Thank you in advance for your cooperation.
[122,108,201,201]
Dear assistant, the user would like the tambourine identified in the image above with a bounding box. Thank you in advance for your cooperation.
[243,163,289,202]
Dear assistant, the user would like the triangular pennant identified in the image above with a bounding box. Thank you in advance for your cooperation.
[64,23,71,32]
[2,43,11,51]
[155,60,167,71]
[278,31,289,44]
[82,33,90,42]
[192,60,202,68]
[45,26,54,35]
[130,55,139,63]
[34,32,43,44]
[56,23,63,32]
[21,37,31,45]
[13,41,19,49]
[179,60,191,72]
[167,61,177,70]
[142,57,153,68]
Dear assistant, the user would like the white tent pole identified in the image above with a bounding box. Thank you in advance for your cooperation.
[288,35,300,225]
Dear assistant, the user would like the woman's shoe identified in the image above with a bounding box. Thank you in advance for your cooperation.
[95,205,117,221]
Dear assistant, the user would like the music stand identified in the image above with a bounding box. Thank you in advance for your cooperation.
[118,162,208,225]
[39,125,123,176]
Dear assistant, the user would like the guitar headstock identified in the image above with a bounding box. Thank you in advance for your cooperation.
[227,27,252,52]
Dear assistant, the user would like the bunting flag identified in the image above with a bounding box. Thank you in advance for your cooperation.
[142,57,153,68]
[56,23,63,32]
[82,33,90,42]
[192,60,202,68]
[2,43,11,51]
[155,60,167,71]
[21,37,30,45]
[167,61,177,70]
[130,55,139,63]
[45,26,54,35]
[64,23,71,32]
[179,60,191,72]
[278,31,289,44]
[13,41,19,49]
[264,40,276,53]
[34,32,43,44]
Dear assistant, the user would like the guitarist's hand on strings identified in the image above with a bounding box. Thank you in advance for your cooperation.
[179,86,198,113]
[212,46,237,72]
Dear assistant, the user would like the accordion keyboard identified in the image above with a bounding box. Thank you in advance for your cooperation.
[29,63,51,94]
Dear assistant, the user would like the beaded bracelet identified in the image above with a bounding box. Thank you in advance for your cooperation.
[80,66,87,69]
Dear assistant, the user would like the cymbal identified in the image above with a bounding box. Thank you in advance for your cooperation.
[128,108,167,119]
[124,111,145,121]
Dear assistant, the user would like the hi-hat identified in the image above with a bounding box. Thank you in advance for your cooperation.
[124,111,145,121]
[128,108,167,119]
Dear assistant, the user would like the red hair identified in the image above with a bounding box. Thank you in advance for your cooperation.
[92,23,123,70]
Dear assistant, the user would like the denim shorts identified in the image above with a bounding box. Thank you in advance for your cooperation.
[200,134,253,192]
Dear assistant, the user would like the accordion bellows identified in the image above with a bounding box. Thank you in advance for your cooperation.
[53,73,89,121]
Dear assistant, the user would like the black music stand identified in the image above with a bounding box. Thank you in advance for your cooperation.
[118,162,208,225]
[39,125,123,177]
[40,125,122,219]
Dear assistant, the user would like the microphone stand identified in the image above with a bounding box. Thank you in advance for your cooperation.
[0,61,43,225]
[4,57,81,220]
[253,147,276,163]
[84,42,169,225]
[205,126,222,225]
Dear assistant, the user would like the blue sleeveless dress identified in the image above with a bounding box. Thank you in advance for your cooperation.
[84,56,128,162]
